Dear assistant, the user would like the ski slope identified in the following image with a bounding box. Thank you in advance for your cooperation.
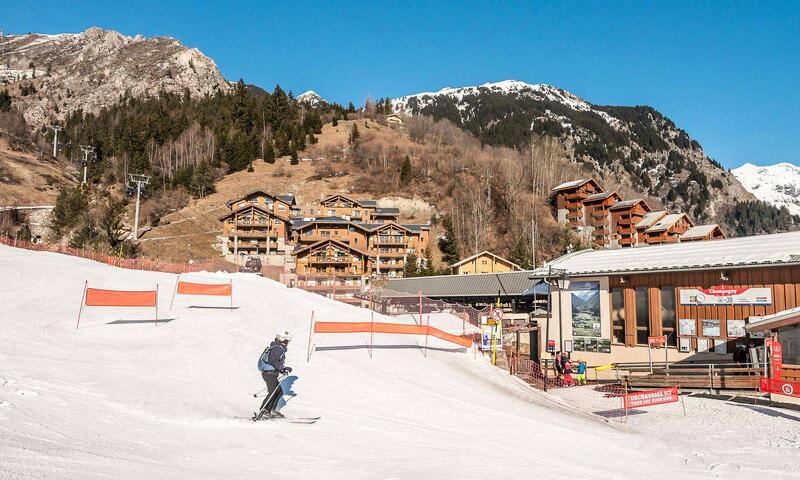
[0,246,732,478]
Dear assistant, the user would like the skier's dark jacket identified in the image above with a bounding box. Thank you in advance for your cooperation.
[258,340,286,373]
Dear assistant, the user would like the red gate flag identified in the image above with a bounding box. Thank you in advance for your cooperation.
[771,341,783,380]
[314,321,473,348]
[85,288,157,307]
[760,378,800,398]
[176,281,232,296]
[624,386,679,409]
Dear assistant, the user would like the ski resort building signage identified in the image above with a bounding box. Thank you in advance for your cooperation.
[760,378,800,398]
[679,286,772,306]
[623,387,679,409]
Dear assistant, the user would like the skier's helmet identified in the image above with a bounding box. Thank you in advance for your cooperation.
[276,331,292,342]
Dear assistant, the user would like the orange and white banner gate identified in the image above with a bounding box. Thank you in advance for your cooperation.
[169,277,234,309]
[76,281,159,329]
[623,386,679,409]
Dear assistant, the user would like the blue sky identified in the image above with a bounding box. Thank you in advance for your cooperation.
[4,1,799,168]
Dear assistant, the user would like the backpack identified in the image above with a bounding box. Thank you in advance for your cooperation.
[257,344,276,371]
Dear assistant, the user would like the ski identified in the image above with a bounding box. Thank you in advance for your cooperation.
[238,414,320,424]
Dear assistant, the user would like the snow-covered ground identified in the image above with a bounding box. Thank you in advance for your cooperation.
[0,245,796,479]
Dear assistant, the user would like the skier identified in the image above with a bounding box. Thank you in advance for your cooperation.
[257,331,292,418]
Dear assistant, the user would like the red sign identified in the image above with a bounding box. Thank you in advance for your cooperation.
[648,336,667,347]
[772,341,783,379]
[760,378,800,398]
[624,387,679,409]
[546,339,556,353]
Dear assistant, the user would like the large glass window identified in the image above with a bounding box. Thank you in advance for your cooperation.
[660,287,677,347]
[611,288,626,344]
[635,287,650,345]
[779,325,800,365]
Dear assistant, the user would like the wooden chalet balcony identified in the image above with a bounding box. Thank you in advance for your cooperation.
[377,261,404,269]
[309,256,356,265]
[233,231,276,239]
[374,250,405,258]
[615,227,635,235]
[593,228,610,235]
[301,234,347,243]
[376,237,406,246]
[615,217,634,226]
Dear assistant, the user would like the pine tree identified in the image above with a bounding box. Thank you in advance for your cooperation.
[332,117,338,127]
[347,101,356,114]
[403,252,419,277]
[419,247,436,276]
[290,149,299,165]
[349,124,360,147]
[263,142,275,164]
[399,156,412,185]
[438,215,460,265]
[101,200,125,249]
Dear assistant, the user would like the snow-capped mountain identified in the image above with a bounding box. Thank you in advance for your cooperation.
[0,27,231,128]
[732,163,800,216]
[296,90,327,107]
[391,79,755,229]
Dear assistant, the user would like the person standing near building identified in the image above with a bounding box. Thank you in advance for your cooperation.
[563,358,575,386]
[575,360,587,385]
[554,351,564,385]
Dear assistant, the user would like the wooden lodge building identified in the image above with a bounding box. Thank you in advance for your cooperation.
[450,251,522,275]
[551,179,724,249]
[531,231,800,374]
[220,191,431,283]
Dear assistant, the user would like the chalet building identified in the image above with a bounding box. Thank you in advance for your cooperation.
[552,179,726,249]
[681,224,726,242]
[294,239,373,281]
[609,199,651,247]
[220,191,299,257]
[386,113,404,126]
[642,213,694,245]
[450,251,522,275]
[532,231,800,376]
[551,179,603,229]
[581,191,623,247]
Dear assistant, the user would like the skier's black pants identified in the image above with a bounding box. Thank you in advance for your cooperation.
[260,371,283,413]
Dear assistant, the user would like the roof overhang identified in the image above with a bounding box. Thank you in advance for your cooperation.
[745,307,800,332]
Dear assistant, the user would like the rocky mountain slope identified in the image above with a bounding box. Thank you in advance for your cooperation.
[296,90,327,107]
[732,162,800,216]
[0,27,231,129]
[392,80,756,228]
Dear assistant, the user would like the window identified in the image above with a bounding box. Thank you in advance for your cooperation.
[660,287,677,347]
[635,287,650,345]
[611,288,625,344]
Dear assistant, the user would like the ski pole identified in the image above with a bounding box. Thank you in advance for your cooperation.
[252,385,268,398]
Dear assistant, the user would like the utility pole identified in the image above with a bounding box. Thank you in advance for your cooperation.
[79,145,95,185]
[51,125,63,158]
[128,174,151,240]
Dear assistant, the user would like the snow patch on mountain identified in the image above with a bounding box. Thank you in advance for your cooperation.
[732,162,800,216]
[391,79,620,127]
[296,90,326,107]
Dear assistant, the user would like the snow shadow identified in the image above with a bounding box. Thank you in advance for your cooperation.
[276,375,299,411]
[106,318,176,325]
[593,408,646,418]
[186,305,240,310]
[726,403,800,422]
[315,344,467,353]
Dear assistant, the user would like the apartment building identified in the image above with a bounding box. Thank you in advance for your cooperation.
[219,190,298,257]
[551,179,725,249]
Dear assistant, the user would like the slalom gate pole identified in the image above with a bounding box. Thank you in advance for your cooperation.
[424,315,430,358]
[230,279,233,310]
[306,311,315,363]
[680,387,687,416]
[418,290,422,325]
[75,280,88,330]
[369,283,374,359]
[169,275,180,310]
[624,383,629,434]
[155,283,159,327]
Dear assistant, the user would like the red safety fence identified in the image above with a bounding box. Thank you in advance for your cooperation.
[760,377,800,398]
[0,235,236,275]
[76,281,160,329]
[313,321,474,348]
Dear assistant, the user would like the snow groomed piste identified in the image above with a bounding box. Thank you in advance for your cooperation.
[0,244,784,479]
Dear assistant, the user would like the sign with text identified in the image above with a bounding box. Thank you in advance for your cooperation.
[679,286,772,306]
[760,378,800,398]
[624,387,679,409]
[772,340,783,379]
[648,336,667,347]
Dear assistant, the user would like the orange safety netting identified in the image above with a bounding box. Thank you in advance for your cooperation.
[314,321,473,348]
[85,288,158,307]
[176,281,232,296]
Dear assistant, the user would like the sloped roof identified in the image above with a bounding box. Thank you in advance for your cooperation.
[681,224,724,240]
[226,189,275,207]
[385,271,537,297]
[636,210,668,229]
[450,250,522,270]
[582,191,621,203]
[609,199,650,211]
[374,207,401,215]
[292,238,370,258]
[276,194,297,206]
[646,213,692,233]
[218,203,274,221]
[531,231,800,277]
[291,216,351,230]
[745,306,800,332]
[400,224,431,232]
[551,179,601,192]
[320,194,377,208]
